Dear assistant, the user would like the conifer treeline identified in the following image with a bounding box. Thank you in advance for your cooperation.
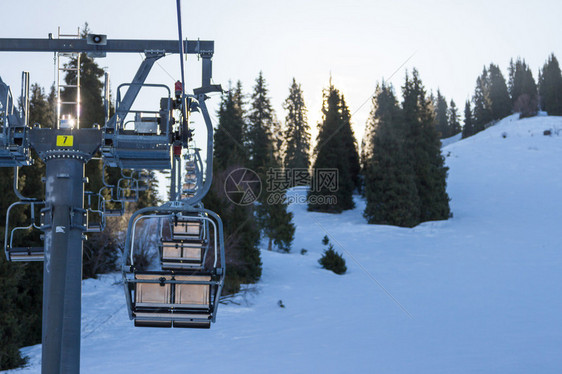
[463,54,562,138]
[362,70,450,227]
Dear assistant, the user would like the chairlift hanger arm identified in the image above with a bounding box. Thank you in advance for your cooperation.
[111,53,163,125]
[0,38,214,56]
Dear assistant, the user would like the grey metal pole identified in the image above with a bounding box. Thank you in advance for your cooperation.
[41,155,85,373]
[30,128,102,374]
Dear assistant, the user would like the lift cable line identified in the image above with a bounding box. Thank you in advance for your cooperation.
[351,50,417,118]
[1,22,225,373]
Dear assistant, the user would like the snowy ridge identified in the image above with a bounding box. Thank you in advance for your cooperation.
[5,115,562,373]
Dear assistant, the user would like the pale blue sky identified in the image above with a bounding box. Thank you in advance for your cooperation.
[1,0,560,147]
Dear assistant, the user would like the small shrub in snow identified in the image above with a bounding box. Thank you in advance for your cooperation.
[319,243,347,275]
[300,248,308,255]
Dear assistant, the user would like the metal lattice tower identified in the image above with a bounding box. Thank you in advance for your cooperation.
[56,27,81,129]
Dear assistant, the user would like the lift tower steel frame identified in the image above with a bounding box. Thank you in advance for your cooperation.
[0,35,218,373]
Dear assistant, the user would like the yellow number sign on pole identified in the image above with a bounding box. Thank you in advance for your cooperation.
[56,135,74,147]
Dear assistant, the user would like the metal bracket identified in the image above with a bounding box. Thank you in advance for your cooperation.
[70,207,87,230]
[40,207,52,230]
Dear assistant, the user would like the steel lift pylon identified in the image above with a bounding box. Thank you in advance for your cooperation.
[0,30,224,373]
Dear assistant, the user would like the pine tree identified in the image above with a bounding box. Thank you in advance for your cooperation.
[538,54,562,115]
[363,83,420,227]
[0,82,54,369]
[283,78,310,173]
[246,72,277,173]
[0,256,26,370]
[448,99,461,135]
[462,100,475,138]
[509,58,539,117]
[340,94,361,191]
[472,68,492,132]
[0,166,28,369]
[15,83,48,346]
[402,69,450,222]
[308,82,357,212]
[203,81,261,290]
[487,63,511,119]
[434,89,449,138]
[247,72,295,252]
[214,81,248,170]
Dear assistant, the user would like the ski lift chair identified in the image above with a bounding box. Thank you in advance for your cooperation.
[117,169,140,203]
[135,170,151,192]
[84,191,105,233]
[100,197,124,217]
[101,84,173,170]
[0,75,31,167]
[181,148,203,199]
[96,166,125,217]
[4,200,45,261]
[160,214,210,270]
[123,202,225,328]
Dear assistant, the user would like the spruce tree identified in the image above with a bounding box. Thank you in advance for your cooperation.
[509,58,539,117]
[462,100,475,138]
[247,72,294,252]
[0,82,54,369]
[283,78,310,173]
[16,83,49,345]
[308,82,357,212]
[434,89,449,138]
[0,256,26,370]
[0,166,27,369]
[214,81,248,170]
[340,94,361,191]
[363,83,420,227]
[472,68,492,132]
[487,63,511,119]
[246,72,276,172]
[204,82,261,290]
[402,69,450,222]
[538,54,562,115]
[448,99,461,135]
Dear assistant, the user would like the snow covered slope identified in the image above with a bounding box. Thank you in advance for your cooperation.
[6,115,562,373]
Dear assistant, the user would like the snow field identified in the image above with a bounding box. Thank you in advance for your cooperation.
[5,115,562,373]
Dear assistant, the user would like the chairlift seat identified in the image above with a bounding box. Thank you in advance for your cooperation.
[86,222,103,233]
[101,134,172,170]
[132,272,213,328]
[134,313,211,328]
[185,161,196,171]
[120,195,138,203]
[103,208,124,217]
[172,221,201,240]
[8,246,44,261]
[161,241,206,269]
